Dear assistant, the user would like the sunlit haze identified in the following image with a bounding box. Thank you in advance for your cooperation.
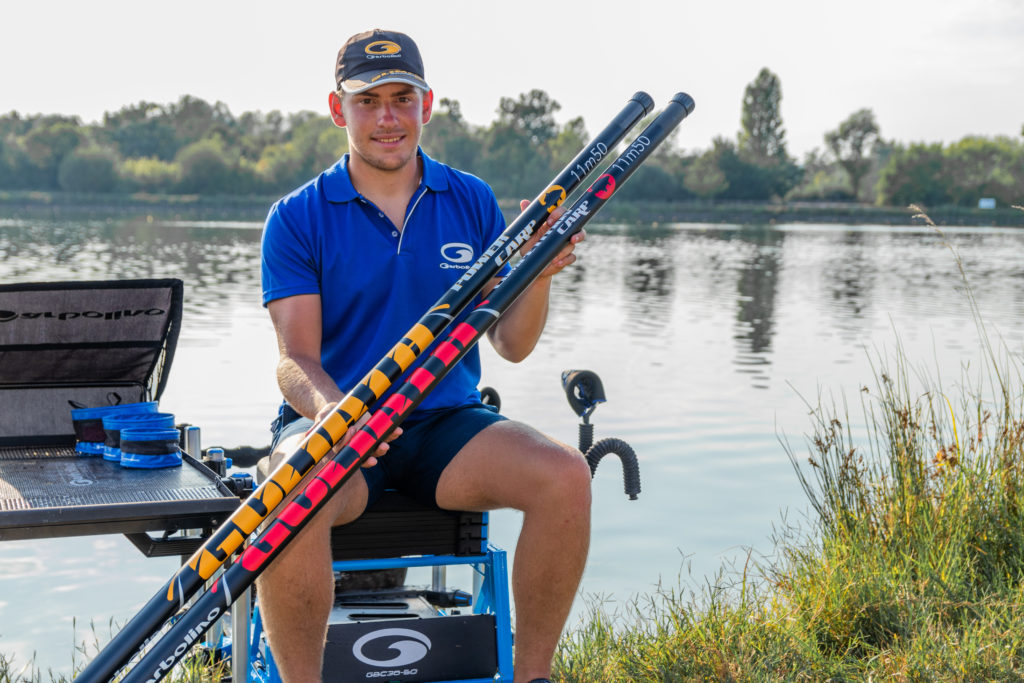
[3,0,1023,159]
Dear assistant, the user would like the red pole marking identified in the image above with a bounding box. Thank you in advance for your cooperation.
[277,499,308,528]
[302,477,329,508]
[366,410,394,438]
[382,393,413,415]
[409,367,435,392]
[434,340,459,366]
[240,521,292,571]
[349,430,378,455]
[263,521,291,549]
[240,544,268,571]
[450,322,477,348]
[320,460,346,487]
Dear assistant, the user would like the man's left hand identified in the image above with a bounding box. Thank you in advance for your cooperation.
[518,199,585,279]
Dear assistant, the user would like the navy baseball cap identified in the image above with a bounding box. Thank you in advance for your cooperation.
[336,29,429,94]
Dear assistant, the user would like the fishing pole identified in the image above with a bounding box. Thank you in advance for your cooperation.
[120,92,695,682]
[74,91,654,683]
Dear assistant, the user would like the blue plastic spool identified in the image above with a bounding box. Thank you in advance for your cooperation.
[101,412,176,462]
[71,402,158,455]
[119,428,183,469]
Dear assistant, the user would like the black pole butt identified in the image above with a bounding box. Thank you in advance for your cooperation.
[629,91,656,116]
[670,92,696,116]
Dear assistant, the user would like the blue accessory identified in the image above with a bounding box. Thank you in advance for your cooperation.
[71,402,158,455]
[119,428,183,469]
[101,412,176,461]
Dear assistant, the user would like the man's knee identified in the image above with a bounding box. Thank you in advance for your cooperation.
[539,444,593,512]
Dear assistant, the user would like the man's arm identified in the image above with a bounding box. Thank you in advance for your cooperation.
[485,204,580,363]
[267,293,397,464]
[268,294,345,419]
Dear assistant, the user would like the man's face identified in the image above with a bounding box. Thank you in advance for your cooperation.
[331,83,433,173]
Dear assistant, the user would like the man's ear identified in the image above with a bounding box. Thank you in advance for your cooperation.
[328,91,346,127]
[421,89,434,125]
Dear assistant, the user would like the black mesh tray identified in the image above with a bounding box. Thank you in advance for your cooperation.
[0,446,238,541]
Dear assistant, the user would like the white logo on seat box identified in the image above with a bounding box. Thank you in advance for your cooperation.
[353,627,431,667]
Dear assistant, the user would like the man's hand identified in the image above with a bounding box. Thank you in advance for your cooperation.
[519,199,586,279]
[307,405,402,468]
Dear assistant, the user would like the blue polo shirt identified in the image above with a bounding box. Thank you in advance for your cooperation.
[261,149,508,415]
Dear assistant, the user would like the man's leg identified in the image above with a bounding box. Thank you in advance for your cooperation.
[254,432,370,683]
[435,420,593,683]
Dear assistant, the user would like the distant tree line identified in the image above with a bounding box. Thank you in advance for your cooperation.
[1,71,1022,208]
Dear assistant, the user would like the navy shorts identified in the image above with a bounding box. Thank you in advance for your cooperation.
[269,402,507,508]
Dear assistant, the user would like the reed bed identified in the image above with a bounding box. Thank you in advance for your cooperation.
[553,219,1024,681]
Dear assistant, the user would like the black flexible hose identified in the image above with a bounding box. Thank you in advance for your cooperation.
[577,422,595,454]
[584,436,641,500]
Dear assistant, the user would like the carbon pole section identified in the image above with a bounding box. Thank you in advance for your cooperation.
[73,92,653,683]
[120,93,694,683]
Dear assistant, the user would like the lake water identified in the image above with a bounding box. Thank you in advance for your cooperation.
[2,216,1024,674]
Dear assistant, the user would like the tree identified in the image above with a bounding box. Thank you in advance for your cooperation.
[101,102,177,160]
[788,148,855,201]
[110,118,179,161]
[21,117,85,188]
[164,95,238,150]
[739,68,788,163]
[57,147,117,193]
[825,109,881,201]
[497,89,561,146]
[684,148,729,198]
[175,138,237,194]
[0,111,32,139]
[544,116,588,175]
[253,115,346,193]
[421,98,483,173]
[478,121,535,199]
[942,136,1022,206]
[237,109,287,160]
[876,142,949,207]
[732,68,801,199]
[119,156,181,193]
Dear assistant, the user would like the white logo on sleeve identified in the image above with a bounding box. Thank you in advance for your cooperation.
[353,628,431,667]
[440,242,473,269]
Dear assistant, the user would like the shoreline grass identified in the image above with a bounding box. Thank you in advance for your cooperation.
[551,209,1024,681]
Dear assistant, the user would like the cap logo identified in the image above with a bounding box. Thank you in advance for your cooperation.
[365,40,401,56]
[370,69,418,84]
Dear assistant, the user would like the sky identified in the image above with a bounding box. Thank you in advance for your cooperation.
[2,0,1023,160]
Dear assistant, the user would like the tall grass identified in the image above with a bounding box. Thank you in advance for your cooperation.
[553,212,1024,681]
[0,620,229,683]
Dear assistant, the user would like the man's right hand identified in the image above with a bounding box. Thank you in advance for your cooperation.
[307,405,402,468]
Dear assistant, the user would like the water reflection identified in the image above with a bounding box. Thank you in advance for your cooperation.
[732,227,784,389]
[622,232,675,342]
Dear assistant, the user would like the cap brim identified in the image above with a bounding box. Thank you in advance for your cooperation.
[340,69,430,94]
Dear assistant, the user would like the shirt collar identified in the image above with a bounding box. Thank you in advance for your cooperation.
[323,147,448,203]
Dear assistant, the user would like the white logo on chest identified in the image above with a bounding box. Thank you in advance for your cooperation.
[440,242,473,269]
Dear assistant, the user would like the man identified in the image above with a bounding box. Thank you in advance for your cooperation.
[258,28,592,683]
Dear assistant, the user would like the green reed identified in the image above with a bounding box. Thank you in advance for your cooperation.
[0,619,229,683]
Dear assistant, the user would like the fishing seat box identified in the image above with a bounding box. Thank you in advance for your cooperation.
[0,279,238,548]
[255,448,502,682]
